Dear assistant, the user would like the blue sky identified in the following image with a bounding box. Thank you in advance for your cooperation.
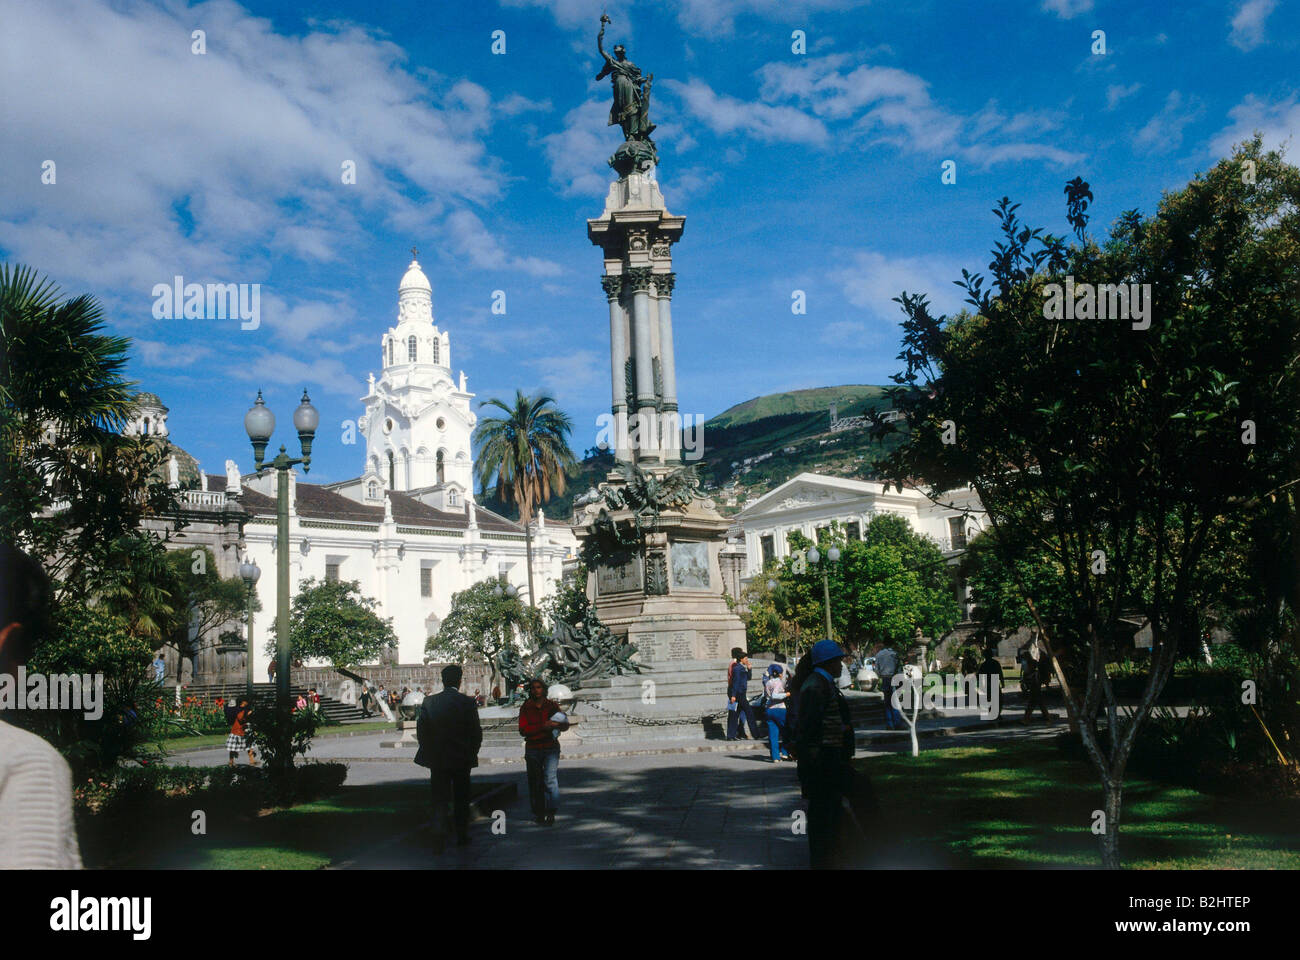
[2,0,1296,487]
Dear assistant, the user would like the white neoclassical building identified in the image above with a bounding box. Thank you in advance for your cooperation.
[733,473,985,614]
[223,257,578,666]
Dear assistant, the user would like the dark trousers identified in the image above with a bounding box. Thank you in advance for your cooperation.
[727,698,760,739]
[1023,681,1050,720]
[429,767,471,840]
[801,760,850,869]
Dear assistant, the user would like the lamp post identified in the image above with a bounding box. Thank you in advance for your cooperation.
[244,388,318,761]
[806,545,840,639]
[239,558,261,703]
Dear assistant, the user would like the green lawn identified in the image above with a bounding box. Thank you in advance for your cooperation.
[162,720,395,752]
[862,740,1300,869]
[118,779,476,870]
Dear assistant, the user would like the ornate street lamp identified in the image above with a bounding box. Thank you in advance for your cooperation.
[239,558,261,702]
[244,388,318,765]
[806,544,841,640]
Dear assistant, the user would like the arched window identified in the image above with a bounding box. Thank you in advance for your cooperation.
[432,338,440,364]
[387,451,395,489]
[385,338,393,366]
[408,335,417,362]
[367,481,378,499]
[436,449,445,485]
[143,417,150,435]
[448,489,458,507]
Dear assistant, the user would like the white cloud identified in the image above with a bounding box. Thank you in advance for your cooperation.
[1210,94,1300,157]
[828,249,967,327]
[666,78,831,145]
[1041,0,1094,18]
[0,0,542,305]
[750,55,1082,168]
[541,98,620,197]
[1229,0,1277,51]
[444,209,563,278]
[1134,91,1204,153]
[1106,83,1142,111]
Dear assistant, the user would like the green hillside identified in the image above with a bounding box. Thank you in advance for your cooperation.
[480,385,905,522]
[706,384,890,429]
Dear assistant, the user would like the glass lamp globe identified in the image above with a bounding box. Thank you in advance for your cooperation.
[828,546,841,562]
[767,579,777,591]
[239,560,261,584]
[244,390,275,465]
[807,547,820,564]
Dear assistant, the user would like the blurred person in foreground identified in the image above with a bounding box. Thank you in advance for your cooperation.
[0,545,82,868]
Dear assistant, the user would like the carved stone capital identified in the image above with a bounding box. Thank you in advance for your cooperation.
[600,274,623,300]
[625,267,654,292]
[653,272,676,297]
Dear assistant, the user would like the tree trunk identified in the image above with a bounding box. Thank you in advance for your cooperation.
[525,522,537,610]
[1101,780,1123,869]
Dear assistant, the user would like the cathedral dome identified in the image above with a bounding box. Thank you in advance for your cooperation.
[399,258,431,294]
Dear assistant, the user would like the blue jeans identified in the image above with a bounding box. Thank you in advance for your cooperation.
[766,705,788,761]
[525,748,560,816]
[727,698,760,739]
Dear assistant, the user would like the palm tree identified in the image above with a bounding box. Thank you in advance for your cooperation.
[474,391,576,608]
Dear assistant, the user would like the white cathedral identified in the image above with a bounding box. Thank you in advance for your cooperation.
[141,257,579,675]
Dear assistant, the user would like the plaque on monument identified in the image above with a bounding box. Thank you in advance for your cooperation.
[670,541,710,589]
[597,556,642,595]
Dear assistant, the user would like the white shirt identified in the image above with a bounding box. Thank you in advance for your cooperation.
[0,722,82,869]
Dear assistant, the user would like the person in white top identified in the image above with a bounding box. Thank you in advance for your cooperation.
[0,546,82,869]
[762,665,792,762]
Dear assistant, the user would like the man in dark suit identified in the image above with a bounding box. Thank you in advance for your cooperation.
[415,664,483,850]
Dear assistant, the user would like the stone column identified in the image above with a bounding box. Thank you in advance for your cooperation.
[602,275,631,463]
[655,272,681,462]
[627,268,659,464]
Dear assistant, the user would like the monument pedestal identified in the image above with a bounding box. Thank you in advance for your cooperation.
[575,471,746,664]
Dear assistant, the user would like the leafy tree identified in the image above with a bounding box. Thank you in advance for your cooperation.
[539,562,591,630]
[161,547,259,681]
[1,265,181,600]
[474,390,576,607]
[426,579,543,692]
[764,519,960,655]
[269,578,396,669]
[24,602,173,778]
[873,138,1300,867]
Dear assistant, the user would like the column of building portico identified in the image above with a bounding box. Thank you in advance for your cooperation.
[602,275,632,463]
[654,272,681,462]
[626,267,661,465]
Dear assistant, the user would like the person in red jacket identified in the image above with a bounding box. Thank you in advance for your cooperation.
[518,678,569,825]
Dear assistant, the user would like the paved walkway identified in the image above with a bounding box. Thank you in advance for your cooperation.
[167,710,1069,869]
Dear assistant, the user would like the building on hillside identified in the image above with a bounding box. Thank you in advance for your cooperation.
[732,471,985,620]
[138,257,579,684]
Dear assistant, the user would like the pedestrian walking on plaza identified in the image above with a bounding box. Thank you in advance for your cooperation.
[415,664,483,851]
[726,650,760,741]
[267,658,276,685]
[518,678,569,825]
[152,652,166,683]
[1018,634,1052,723]
[359,682,373,718]
[762,664,791,762]
[795,639,859,869]
[976,646,1004,720]
[224,697,256,767]
[873,642,903,729]
[309,688,321,712]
